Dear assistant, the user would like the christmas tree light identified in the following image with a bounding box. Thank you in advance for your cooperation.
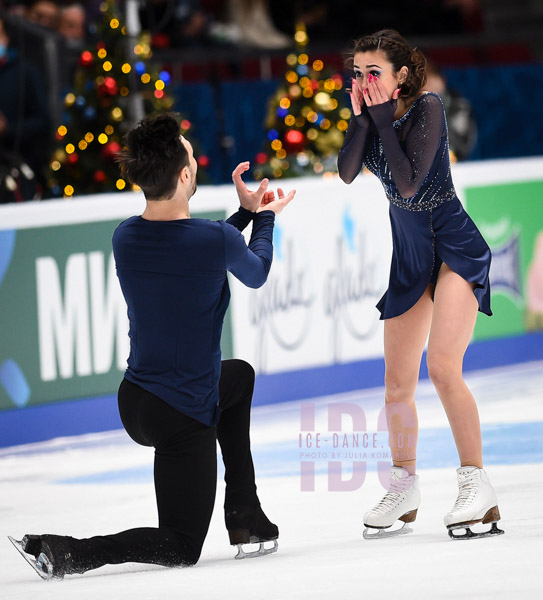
[254,23,350,180]
[48,0,196,198]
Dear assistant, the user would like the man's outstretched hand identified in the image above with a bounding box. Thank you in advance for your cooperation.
[257,187,296,215]
[232,162,296,215]
[232,162,269,212]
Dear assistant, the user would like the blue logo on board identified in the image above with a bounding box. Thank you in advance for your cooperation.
[0,230,31,408]
[490,230,522,301]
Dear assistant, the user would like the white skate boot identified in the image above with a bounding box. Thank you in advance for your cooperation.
[363,466,420,539]
[444,466,504,540]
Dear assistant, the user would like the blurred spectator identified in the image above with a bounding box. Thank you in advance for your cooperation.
[25,0,59,30]
[409,0,484,35]
[267,1,485,41]
[268,1,410,45]
[57,1,86,48]
[140,0,213,48]
[1,2,27,18]
[0,12,50,201]
[425,60,478,161]
[211,0,290,48]
[442,0,484,32]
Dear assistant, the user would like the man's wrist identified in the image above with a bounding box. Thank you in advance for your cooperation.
[255,208,276,219]
[239,205,255,215]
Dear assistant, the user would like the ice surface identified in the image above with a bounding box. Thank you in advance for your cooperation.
[1,362,542,599]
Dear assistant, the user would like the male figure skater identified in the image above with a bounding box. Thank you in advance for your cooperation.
[9,114,295,579]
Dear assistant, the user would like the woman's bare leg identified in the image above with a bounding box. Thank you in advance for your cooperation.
[427,264,483,468]
[384,287,434,475]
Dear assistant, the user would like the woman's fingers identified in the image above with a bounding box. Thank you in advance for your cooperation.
[350,91,361,115]
[356,84,365,107]
[349,78,365,115]
[368,75,389,104]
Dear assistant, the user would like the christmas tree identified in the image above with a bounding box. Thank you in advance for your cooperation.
[253,24,351,180]
[48,0,192,198]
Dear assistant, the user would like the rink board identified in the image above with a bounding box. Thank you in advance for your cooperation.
[0,157,542,447]
[0,330,541,448]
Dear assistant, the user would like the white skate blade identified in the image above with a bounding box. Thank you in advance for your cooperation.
[8,536,54,580]
[447,521,504,540]
[234,539,278,559]
[363,522,413,540]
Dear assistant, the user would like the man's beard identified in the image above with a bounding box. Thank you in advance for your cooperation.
[189,168,197,198]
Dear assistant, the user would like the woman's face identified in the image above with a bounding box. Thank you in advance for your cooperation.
[353,50,407,101]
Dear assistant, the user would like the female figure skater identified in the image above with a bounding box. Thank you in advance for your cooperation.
[338,29,503,540]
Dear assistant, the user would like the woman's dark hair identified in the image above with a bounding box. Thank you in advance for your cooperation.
[116,113,189,200]
[349,29,427,100]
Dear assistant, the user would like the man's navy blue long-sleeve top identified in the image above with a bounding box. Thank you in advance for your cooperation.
[112,207,274,426]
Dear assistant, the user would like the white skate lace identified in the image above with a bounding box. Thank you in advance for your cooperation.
[370,475,414,514]
[450,475,478,512]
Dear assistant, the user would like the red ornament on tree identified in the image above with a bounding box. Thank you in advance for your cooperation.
[284,129,305,152]
[152,32,170,49]
[98,77,119,97]
[79,51,93,67]
[101,141,121,160]
[93,170,107,183]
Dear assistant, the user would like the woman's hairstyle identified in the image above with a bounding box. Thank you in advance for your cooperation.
[116,114,189,200]
[349,29,427,100]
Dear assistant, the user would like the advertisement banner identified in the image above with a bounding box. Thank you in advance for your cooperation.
[0,211,229,412]
[1,158,542,417]
[229,177,392,374]
[466,180,543,340]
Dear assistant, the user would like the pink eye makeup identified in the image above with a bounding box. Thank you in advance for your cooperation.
[353,69,381,80]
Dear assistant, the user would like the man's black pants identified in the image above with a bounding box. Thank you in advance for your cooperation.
[68,359,260,572]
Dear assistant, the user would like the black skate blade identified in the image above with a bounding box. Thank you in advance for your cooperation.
[234,539,278,559]
[363,522,413,540]
[448,521,505,540]
[8,536,55,580]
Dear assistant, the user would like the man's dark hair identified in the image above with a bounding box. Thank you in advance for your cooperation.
[116,114,189,200]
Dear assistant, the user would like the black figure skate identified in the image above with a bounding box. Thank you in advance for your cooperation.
[8,534,77,580]
[225,505,279,559]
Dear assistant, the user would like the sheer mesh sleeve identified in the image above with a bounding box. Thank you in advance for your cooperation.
[368,94,446,199]
[337,111,373,184]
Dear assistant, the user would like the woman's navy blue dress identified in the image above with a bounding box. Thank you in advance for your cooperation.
[338,92,491,319]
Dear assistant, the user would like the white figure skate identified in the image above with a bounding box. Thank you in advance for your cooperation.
[444,466,504,540]
[363,466,420,539]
